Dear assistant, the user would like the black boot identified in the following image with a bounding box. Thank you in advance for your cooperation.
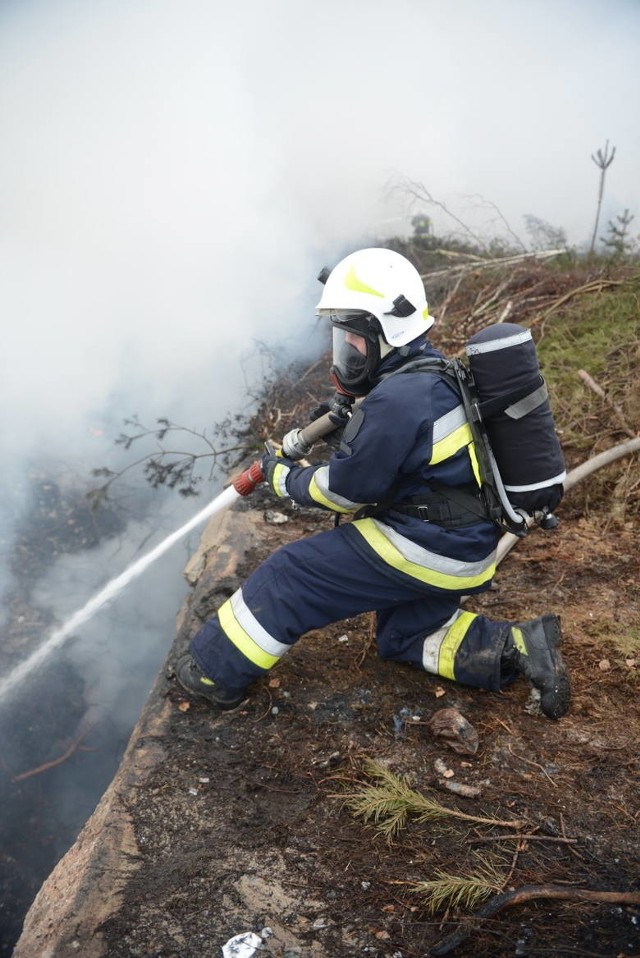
[502,614,570,719]
[174,653,248,710]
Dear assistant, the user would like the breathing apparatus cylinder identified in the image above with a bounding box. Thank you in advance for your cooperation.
[465,323,566,520]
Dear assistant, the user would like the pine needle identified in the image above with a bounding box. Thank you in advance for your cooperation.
[340,759,524,839]
[406,859,505,913]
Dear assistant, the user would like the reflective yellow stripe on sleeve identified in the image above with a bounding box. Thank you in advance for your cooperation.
[308,465,363,514]
[437,610,478,680]
[271,462,291,497]
[430,405,482,486]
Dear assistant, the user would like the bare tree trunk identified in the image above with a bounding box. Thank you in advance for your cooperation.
[589,140,616,254]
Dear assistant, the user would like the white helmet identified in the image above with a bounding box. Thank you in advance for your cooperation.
[316,247,433,346]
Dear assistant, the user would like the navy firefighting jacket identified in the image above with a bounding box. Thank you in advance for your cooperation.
[275,337,500,595]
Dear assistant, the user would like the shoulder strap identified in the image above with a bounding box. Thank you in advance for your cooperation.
[379,356,456,383]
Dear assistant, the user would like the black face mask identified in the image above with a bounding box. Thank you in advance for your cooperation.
[329,313,383,397]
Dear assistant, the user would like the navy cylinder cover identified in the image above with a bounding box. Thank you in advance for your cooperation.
[465,323,566,514]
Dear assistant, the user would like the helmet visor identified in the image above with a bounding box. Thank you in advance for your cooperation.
[332,326,370,388]
[328,310,382,395]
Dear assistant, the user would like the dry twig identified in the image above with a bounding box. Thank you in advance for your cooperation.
[578,368,637,439]
[466,833,578,845]
[533,279,623,340]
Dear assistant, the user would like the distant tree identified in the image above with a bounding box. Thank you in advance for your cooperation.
[389,173,526,255]
[389,174,488,251]
[601,208,637,259]
[589,140,616,254]
[523,214,567,251]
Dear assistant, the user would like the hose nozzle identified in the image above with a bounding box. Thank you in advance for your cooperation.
[232,460,264,496]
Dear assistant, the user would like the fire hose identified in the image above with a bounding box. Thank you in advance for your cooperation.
[0,405,349,704]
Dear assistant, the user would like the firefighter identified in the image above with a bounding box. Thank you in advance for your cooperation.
[175,248,570,719]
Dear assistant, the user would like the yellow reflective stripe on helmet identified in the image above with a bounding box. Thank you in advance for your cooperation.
[218,590,288,670]
[272,462,290,497]
[437,610,478,680]
[344,263,384,298]
[308,466,363,514]
[353,518,496,590]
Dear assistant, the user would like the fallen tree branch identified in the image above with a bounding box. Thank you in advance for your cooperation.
[437,272,465,325]
[469,279,512,320]
[340,759,526,838]
[431,884,640,956]
[537,278,623,320]
[578,368,637,439]
[12,724,97,782]
[422,248,566,280]
[466,834,578,845]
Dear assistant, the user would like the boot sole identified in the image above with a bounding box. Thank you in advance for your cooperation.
[539,616,570,718]
[514,614,571,719]
[540,674,571,719]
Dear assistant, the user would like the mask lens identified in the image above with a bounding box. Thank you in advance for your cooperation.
[332,327,368,386]
[328,310,382,395]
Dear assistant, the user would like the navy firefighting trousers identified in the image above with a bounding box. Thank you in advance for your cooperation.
[190,522,511,694]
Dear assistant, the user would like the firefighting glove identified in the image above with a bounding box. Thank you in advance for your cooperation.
[310,395,352,451]
[260,451,297,498]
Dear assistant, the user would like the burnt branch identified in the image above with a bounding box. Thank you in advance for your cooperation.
[432,884,640,956]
